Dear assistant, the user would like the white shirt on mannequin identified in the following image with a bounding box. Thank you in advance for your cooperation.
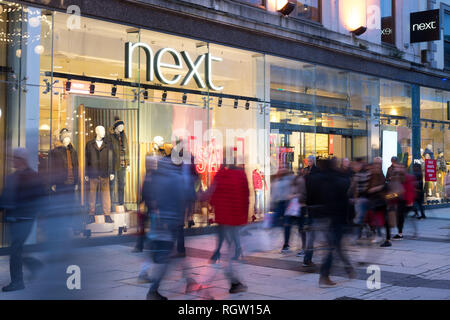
[96,139,103,149]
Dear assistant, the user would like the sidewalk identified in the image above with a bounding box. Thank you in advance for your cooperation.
[0,213,449,300]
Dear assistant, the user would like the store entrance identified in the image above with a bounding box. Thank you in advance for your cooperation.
[272,130,366,172]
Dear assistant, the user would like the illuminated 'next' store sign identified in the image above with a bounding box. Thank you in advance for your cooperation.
[124,42,224,91]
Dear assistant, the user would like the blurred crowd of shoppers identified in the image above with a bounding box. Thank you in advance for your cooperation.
[0,144,432,298]
[270,155,425,287]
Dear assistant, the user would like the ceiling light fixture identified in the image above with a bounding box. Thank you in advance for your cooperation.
[111,84,117,97]
[162,90,167,102]
[218,97,222,108]
[182,93,187,104]
[277,1,296,16]
[234,99,238,109]
[65,80,71,92]
[350,26,367,36]
[89,82,95,95]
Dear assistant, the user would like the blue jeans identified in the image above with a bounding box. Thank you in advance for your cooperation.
[254,190,264,214]
[320,222,352,277]
[354,198,369,225]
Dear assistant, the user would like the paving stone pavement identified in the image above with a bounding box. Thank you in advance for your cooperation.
[0,214,449,300]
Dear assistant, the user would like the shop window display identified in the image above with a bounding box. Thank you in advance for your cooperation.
[0,3,269,246]
[420,88,450,204]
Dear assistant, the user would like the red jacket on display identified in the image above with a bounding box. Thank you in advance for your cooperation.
[403,174,417,206]
[211,166,249,226]
[252,169,267,190]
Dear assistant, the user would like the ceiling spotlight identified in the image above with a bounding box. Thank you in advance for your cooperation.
[143,89,148,100]
[350,26,367,36]
[431,122,435,129]
[89,82,95,95]
[395,119,399,126]
[218,97,223,107]
[65,80,71,92]
[277,1,296,16]
[234,99,238,109]
[182,93,187,104]
[162,90,167,102]
[245,101,250,110]
[424,122,428,128]
[42,79,50,94]
[387,118,391,125]
[111,85,117,97]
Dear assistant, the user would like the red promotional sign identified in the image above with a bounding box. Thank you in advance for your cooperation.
[425,159,437,182]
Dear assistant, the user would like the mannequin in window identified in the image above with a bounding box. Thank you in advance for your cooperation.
[108,117,130,211]
[85,126,114,224]
[424,144,434,160]
[49,128,79,193]
[437,149,447,199]
[49,128,80,233]
[252,164,267,219]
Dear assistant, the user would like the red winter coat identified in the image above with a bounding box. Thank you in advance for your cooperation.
[210,166,249,226]
[403,174,416,206]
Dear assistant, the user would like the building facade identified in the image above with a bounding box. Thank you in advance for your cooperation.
[0,0,449,245]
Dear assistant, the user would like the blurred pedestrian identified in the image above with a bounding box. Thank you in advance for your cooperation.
[207,148,249,294]
[0,148,45,292]
[143,149,197,300]
[303,157,327,267]
[351,158,371,240]
[367,157,387,244]
[392,165,416,240]
[386,156,398,182]
[283,169,306,256]
[319,158,355,287]
[412,163,426,220]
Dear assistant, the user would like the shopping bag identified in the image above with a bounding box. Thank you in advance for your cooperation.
[285,198,301,217]
[263,212,277,229]
[367,210,385,227]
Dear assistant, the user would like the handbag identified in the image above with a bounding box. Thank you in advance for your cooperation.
[285,198,301,217]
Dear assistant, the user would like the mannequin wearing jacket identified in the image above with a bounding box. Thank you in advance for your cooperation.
[252,166,267,218]
[108,118,130,210]
[49,128,79,192]
[85,126,114,224]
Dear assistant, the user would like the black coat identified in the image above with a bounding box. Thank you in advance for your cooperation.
[85,139,113,178]
[107,127,130,172]
[0,168,45,221]
[49,144,79,186]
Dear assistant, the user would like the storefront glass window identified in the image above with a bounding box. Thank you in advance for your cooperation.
[0,2,269,246]
[420,87,450,204]
[379,79,412,175]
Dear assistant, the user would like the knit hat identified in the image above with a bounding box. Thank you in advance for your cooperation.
[60,128,70,142]
[113,119,124,130]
